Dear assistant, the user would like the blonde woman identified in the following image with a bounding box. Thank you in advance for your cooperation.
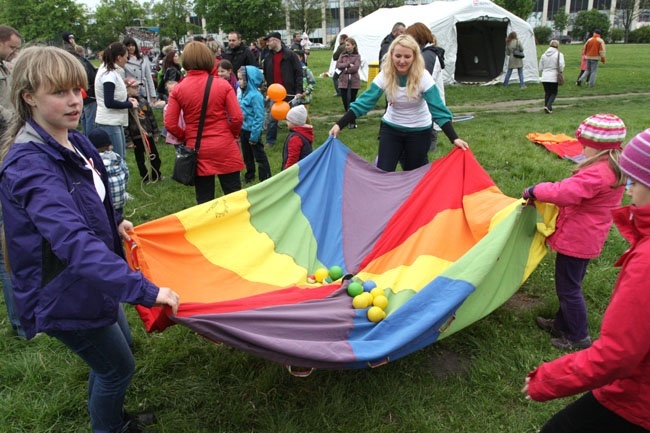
[329,34,468,172]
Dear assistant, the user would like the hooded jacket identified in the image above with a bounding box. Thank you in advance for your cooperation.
[527,204,650,431]
[539,47,565,83]
[237,65,265,143]
[0,121,159,339]
[282,125,313,169]
[531,159,624,258]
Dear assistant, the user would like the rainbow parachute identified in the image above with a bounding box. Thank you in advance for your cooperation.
[129,137,549,370]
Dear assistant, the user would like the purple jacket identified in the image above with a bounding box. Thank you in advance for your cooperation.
[533,159,624,258]
[336,52,361,90]
[0,121,159,339]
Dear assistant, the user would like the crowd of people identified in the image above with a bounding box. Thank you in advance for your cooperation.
[0,20,648,433]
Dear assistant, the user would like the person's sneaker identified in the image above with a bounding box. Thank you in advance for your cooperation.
[576,80,581,86]
[544,106,551,114]
[550,336,592,351]
[535,316,563,337]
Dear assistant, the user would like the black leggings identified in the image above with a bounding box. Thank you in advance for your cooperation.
[377,122,432,172]
[194,171,241,204]
[341,88,359,113]
[542,82,559,110]
[540,392,649,433]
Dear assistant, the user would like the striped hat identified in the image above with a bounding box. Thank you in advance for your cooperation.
[620,128,650,188]
[575,113,627,150]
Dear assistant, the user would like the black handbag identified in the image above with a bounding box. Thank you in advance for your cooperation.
[513,48,525,59]
[171,75,213,186]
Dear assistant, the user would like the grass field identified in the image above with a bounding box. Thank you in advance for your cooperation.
[1,43,649,433]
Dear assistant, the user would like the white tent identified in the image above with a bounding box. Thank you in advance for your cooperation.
[329,0,539,85]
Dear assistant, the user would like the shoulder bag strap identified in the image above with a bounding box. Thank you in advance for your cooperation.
[195,74,213,152]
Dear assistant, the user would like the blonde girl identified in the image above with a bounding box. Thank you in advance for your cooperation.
[329,34,468,172]
[0,46,179,433]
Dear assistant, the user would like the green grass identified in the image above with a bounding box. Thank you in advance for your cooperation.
[2,44,649,432]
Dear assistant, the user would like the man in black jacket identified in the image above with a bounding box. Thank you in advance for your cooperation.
[223,32,258,73]
[378,22,405,67]
[262,31,303,146]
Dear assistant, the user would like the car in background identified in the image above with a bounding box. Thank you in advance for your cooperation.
[310,43,327,50]
[559,35,573,44]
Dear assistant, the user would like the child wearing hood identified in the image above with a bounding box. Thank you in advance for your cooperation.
[282,105,313,170]
[237,65,271,183]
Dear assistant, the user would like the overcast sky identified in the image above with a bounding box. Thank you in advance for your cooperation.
[80,0,101,11]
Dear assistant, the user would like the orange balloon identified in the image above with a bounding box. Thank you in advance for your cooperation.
[267,83,287,102]
[271,101,291,120]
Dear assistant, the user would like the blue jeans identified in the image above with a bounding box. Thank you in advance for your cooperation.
[81,101,97,136]
[0,215,25,337]
[48,316,135,433]
[96,124,127,160]
[579,59,599,87]
[504,67,525,87]
[554,253,590,342]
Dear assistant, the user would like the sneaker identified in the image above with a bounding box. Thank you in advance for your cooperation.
[550,336,592,351]
[544,107,551,114]
[576,80,581,86]
[535,316,563,337]
[348,123,357,129]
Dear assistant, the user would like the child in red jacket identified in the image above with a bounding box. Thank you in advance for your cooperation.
[282,105,313,170]
[523,114,627,350]
[523,128,650,433]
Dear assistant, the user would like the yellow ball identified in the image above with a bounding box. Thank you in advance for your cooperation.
[373,295,389,310]
[367,306,386,323]
[370,287,385,298]
[314,268,329,283]
[352,294,371,309]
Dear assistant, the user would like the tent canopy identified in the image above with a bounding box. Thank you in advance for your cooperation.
[329,0,539,85]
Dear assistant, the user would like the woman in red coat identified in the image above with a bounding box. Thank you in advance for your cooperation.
[523,129,650,433]
[165,42,244,204]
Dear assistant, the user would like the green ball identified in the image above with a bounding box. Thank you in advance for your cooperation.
[347,282,363,297]
[329,265,343,280]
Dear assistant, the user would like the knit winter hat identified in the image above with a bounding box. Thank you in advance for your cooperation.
[575,113,626,150]
[286,105,308,126]
[619,128,650,188]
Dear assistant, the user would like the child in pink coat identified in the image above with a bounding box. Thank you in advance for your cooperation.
[523,128,650,433]
[523,114,627,350]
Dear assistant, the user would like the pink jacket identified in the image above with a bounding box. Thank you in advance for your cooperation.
[532,159,624,258]
[164,70,244,176]
[527,204,650,431]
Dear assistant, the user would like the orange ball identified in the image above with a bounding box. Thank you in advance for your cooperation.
[267,83,287,102]
[271,101,291,120]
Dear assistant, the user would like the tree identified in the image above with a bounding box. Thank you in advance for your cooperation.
[0,0,86,44]
[88,0,146,52]
[553,9,569,34]
[572,8,611,42]
[493,0,535,20]
[151,0,195,48]
[287,0,321,33]
[617,0,650,43]
[194,0,283,42]
[358,0,405,18]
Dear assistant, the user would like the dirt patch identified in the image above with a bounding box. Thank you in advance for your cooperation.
[503,291,544,312]
[427,345,471,379]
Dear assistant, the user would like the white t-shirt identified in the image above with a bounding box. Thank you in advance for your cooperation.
[95,64,129,126]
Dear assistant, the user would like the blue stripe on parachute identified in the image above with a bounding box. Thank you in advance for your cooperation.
[294,137,349,270]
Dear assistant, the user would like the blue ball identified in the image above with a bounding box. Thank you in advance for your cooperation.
[362,280,377,292]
